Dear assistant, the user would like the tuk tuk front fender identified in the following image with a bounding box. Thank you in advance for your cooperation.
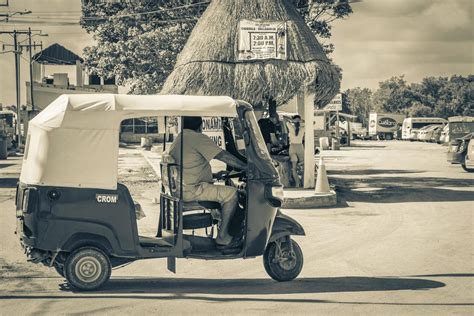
[269,212,305,243]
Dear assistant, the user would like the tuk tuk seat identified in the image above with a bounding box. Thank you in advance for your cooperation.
[161,155,220,230]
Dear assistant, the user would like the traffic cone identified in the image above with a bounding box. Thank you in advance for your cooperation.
[314,157,331,194]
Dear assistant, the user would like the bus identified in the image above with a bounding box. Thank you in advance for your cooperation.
[401,117,447,141]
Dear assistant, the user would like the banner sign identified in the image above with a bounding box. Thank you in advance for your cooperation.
[323,93,342,112]
[202,117,225,149]
[238,19,287,61]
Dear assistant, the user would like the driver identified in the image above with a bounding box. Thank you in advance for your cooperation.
[168,116,247,249]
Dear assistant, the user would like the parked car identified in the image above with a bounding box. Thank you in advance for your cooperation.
[418,125,442,142]
[447,133,473,164]
[463,138,474,172]
[439,124,449,144]
[413,125,433,141]
[431,125,443,143]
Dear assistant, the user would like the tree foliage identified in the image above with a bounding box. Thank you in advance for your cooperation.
[343,75,474,122]
[80,0,352,94]
[342,87,372,126]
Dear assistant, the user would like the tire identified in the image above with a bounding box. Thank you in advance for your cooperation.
[461,154,474,172]
[64,247,111,291]
[385,133,393,141]
[263,238,303,282]
[0,139,7,160]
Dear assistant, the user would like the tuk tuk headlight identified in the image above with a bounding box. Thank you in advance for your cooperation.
[265,185,284,207]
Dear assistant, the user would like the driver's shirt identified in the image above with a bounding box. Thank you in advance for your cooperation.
[168,129,223,190]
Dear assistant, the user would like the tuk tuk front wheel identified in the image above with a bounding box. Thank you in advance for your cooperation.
[461,154,474,172]
[263,238,303,282]
[64,247,111,291]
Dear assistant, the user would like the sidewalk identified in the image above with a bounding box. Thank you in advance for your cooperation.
[139,145,337,209]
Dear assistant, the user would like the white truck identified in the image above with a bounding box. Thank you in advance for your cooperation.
[368,112,405,140]
[339,121,367,139]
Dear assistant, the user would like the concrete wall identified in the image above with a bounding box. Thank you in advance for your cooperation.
[26,82,119,111]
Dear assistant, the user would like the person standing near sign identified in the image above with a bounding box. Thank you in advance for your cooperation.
[286,115,305,187]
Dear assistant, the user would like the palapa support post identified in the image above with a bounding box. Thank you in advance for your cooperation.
[303,91,315,188]
[315,157,331,194]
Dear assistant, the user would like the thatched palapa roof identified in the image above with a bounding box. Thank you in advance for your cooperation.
[162,0,340,107]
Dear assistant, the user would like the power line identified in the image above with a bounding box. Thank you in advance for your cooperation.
[81,1,210,21]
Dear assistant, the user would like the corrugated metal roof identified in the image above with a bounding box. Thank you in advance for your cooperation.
[33,43,83,65]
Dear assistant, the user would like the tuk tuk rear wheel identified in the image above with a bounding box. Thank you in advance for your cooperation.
[263,238,303,282]
[64,247,111,291]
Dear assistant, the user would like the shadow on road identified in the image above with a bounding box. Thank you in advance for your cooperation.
[329,169,424,176]
[4,277,473,306]
[1,276,461,306]
[334,175,474,203]
[0,178,19,188]
[350,143,387,149]
[0,164,15,169]
[57,276,445,295]
[410,273,474,278]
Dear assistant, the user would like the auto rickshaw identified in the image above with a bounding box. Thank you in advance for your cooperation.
[15,94,305,291]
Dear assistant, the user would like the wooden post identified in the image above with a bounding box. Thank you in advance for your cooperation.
[347,120,351,146]
[303,91,315,188]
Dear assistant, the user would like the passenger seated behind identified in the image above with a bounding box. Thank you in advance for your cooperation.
[168,116,247,249]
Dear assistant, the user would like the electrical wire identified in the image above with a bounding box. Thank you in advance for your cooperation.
[0,2,210,25]
[81,1,210,21]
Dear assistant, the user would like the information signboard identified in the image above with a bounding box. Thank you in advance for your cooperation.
[323,93,342,112]
[238,19,287,61]
[202,117,225,149]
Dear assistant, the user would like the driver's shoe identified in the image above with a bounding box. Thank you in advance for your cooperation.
[216,236,243,252]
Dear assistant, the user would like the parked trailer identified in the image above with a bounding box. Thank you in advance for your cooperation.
[448,116,474,142]
[368,112,405,140]
[402,117,447,141]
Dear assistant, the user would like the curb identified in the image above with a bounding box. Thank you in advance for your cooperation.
[140,148,162,178]
[282,190,337,209]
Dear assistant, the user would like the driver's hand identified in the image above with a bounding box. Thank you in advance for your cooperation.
[213,170,229,181]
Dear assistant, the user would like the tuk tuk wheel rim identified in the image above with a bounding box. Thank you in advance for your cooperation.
[276,249,297,270]
[75,257,102,283]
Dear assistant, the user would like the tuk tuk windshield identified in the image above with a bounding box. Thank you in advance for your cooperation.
[245,111,273,161]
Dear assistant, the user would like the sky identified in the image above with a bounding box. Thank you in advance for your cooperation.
[0,0,472,106]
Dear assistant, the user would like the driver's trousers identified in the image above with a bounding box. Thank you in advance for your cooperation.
[183,182,238,246]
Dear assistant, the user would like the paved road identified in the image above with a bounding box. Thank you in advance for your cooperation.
[0,141,472,315]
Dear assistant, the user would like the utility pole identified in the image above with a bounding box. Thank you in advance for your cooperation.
[0,29,45,150]
[24,28,44,113]
[28,27,35,112]
[13,30,22,149]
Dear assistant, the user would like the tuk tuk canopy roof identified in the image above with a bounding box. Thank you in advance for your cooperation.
[30,94,238,130]
[20,94,238,190]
